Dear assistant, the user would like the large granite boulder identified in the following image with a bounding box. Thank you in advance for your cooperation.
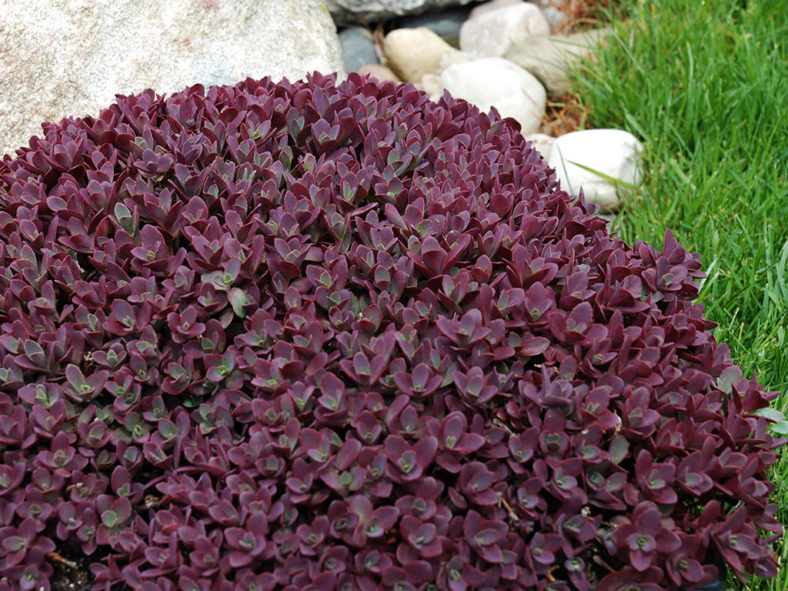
[327,0,476,24]
[0,0,343,156]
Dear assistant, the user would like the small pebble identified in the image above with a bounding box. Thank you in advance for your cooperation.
[338,27,380,72]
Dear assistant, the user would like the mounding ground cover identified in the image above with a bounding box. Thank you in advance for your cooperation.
[0,69,784,590]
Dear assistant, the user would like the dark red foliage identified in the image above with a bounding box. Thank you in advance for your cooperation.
[0,71,783,590]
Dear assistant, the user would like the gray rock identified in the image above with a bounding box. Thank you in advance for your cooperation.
[339,27,380,72]
[327,0,476,25]
[0,0,343,157]
[398,6,471,47]
[504,29,610,95]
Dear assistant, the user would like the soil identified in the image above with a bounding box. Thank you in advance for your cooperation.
[49,547,96,591]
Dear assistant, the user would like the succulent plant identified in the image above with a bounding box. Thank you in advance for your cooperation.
[0,71,783,590]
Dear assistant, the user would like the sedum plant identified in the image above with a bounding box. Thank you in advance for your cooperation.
[0,72,783,590]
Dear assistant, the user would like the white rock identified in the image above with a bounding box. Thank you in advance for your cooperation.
[505,29,610,95]
[383,27,453,83]
[420,73,442,96]
[459,3,549,57]
[0,0,343,157]
[524,133,556,159]
[439,57,546,134]
[547,129,643,211]
[436,48,476,74]
[468,0,524,20]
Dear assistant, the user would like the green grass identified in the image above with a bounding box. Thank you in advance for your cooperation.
[570,0,788,588]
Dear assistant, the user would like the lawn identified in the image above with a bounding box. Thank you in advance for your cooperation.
[570,0,788,587]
